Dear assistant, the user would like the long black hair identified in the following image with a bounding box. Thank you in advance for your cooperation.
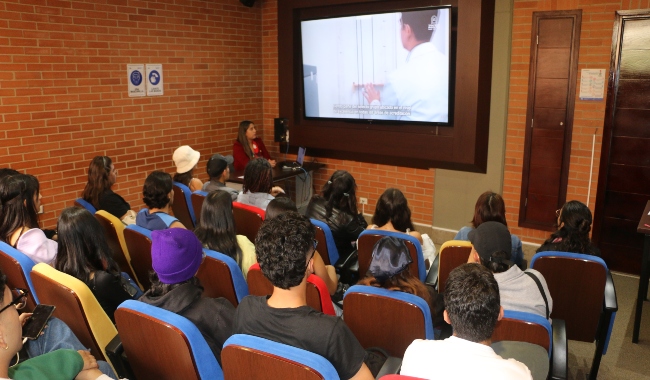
[544,200,594,254]
[0,174,40,244]
[55,207,120,283]
[194,190,242,266]
[242,158,272,194]
[372,188,415,232]
[81,156,114,208]
[318,170,359,218]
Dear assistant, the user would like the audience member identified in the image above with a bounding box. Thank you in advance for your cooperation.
[172,145,203,192]
[0,168,19,181]
[236,158,283,210]
[265,198,338,295]
[202,154,239,200]
[537,200,601,256]
[454,191,524,266]
[357,236,447,333]
[194,190,256,278]
[370,188,422,243]
[140,228,235,365]
[55,207,139,322]
[306,170,367,262]
[233,212,372,380]
[0,271,112,380]
[467,222,552,320]
[81,155,136,224]
[0,174,57,264]
[136,171,185,230]
[401,263,532,379]
[233,120,276,170]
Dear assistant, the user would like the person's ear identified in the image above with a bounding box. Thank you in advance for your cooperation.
[443,310,451,325]
[306,255,315,276]
[497,306,504,321]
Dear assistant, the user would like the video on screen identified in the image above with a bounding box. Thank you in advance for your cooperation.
[301,7,451,123]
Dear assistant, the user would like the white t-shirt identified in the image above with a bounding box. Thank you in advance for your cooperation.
[401,336,532,380]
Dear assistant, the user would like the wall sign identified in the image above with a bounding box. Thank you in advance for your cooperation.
[146,64,164,96]
[127,64,146,97]
[579,69,605,100]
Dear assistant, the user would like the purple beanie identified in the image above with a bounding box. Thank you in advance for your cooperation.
[151,228,203,284]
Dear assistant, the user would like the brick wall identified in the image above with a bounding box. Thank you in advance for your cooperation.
[0,0,263,228]
[260,0,436,225]
[505,0,650,243]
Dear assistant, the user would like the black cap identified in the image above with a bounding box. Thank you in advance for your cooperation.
[468,221,512,263]
[366,236,412,283]
[207,154,233,178]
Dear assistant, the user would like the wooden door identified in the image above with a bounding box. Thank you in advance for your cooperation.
[593,10,650,274]
[519,11,582,231]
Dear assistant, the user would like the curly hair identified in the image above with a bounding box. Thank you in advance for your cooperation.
[0,174,40,244]
[55,207,120,283]
[194,190,242,266]
[372,188,415,232]
[142,171,173,209]
[255,211,315,289]
[317,170,359,218]
[243,158,273,194]
[173,170,194,188]
[444,263,500,343]
[471,191,507,228]
[81,156,114,209]
[544,200,594,254]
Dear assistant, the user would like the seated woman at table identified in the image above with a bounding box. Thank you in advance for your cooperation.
[236,158,283,211]
[536,200,601,256]
[0,174,57,264]
[305,170,367,262]
[233,120,276,171]
[195,190,256,278]
[368,188,423,244]
[454,191,524,267]
[81,155,136,224]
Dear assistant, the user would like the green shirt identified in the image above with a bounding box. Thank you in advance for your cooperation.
[8,349,83,380]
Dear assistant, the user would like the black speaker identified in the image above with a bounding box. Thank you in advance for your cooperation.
[274,118,288,142]
[240,0,255,7]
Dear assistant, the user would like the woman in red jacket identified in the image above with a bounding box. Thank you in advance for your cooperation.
[233,120,276,170]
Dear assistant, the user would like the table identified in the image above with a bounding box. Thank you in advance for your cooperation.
[229,161,325,184]
[633,200,650,343]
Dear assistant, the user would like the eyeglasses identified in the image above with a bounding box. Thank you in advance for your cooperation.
[313,239,318,250]
[0,288,29,315]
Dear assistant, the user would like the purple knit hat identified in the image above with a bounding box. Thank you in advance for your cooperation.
[151,228,203,284]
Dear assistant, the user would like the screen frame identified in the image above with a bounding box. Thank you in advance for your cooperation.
[278,0,495,172]
[299,5,453,126]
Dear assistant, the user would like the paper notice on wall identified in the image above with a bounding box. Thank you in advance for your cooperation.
[579,69,605,100]
[127,64,146,97]
[146,64,163,96]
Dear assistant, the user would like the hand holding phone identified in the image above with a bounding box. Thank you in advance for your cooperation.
[22,304,55,340]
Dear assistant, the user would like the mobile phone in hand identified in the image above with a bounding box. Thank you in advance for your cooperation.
[22,304,55,340]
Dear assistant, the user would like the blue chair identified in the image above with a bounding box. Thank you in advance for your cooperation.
[531,251,617,380]
[222,334,338,380]
[358,230,426,282]
[115,300,223,380]
[310,219,340,266]
[197,249,249,307]
[492,310,567,379]
[0,241,39,310]
[172,182,196,229]
[123,225,153,290]
[343,285,433,357]
[74,198,97,214]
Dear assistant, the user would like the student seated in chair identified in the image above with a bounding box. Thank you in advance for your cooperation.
[233,212,372,380]
[136,171,185,230]
[401,263,532,379]
[139,228,235,365]
[202,154,239,200]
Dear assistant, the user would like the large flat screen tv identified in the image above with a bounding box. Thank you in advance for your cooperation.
[300,6,452,124]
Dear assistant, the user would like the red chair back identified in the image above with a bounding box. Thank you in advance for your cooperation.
[232,202,265,243]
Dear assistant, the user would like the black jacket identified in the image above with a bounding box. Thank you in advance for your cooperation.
[305,197,368,261]
[139,281,235,364]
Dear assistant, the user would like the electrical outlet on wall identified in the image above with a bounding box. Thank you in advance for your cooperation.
[360,197,368,205]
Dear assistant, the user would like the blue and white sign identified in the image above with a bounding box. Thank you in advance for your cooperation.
[127,64,145,97]
[146,64,163,96]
